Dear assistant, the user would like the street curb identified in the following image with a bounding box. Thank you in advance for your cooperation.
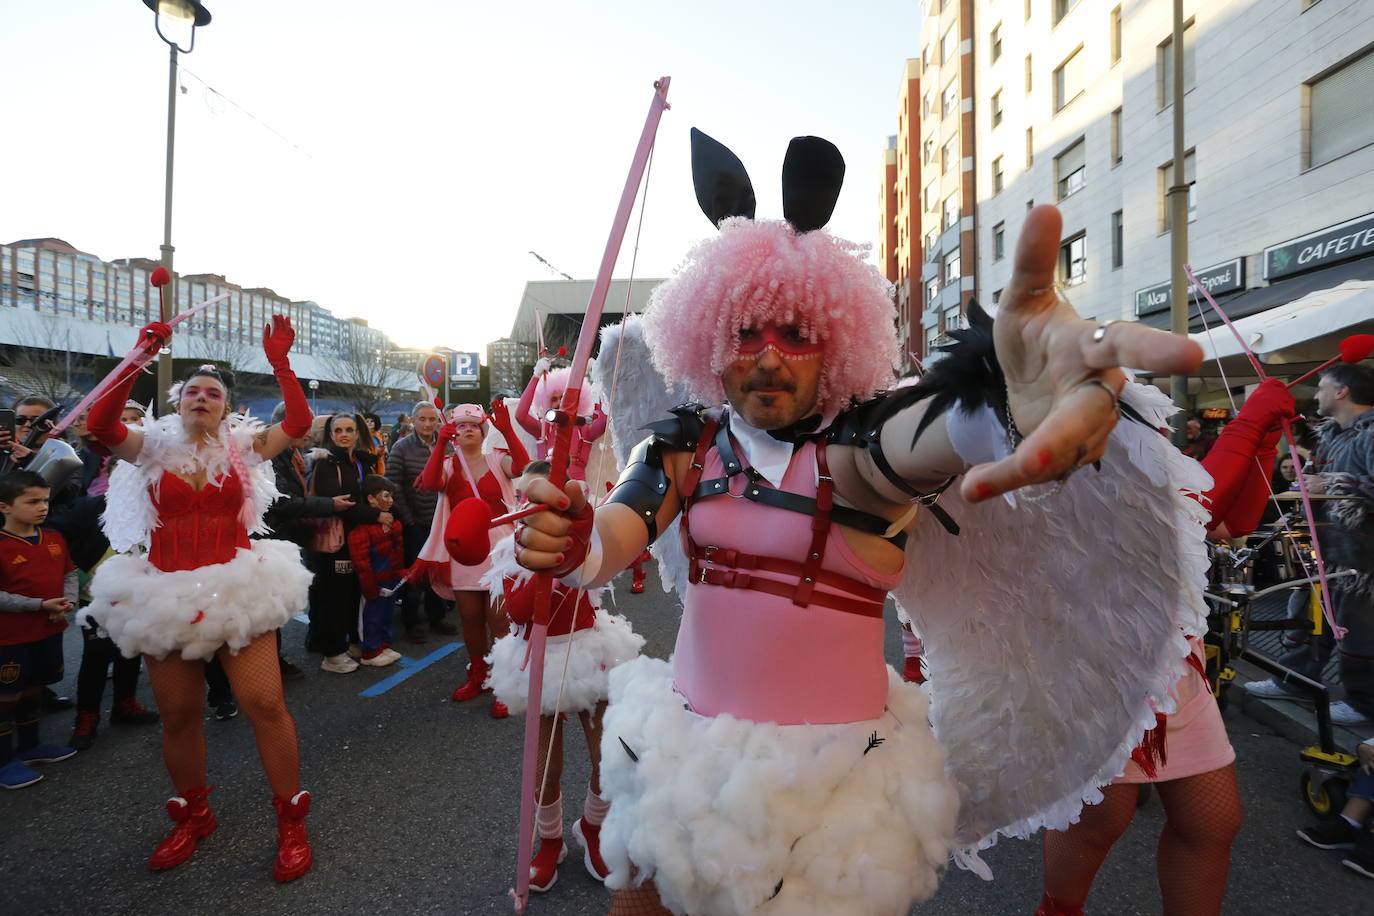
[1232,656,1373,753]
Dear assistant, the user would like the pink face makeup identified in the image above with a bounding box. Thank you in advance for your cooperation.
[182,384,225,402]
[735,324,824,359]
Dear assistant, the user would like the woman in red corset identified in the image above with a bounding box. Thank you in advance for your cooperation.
[80,317,315,881]
[413,401,529,716]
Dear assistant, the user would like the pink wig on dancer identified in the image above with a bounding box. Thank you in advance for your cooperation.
[530,367,572,418]
[641,217,899,415]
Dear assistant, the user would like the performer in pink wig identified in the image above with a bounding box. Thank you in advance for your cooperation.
[81,316,315,882]
[516,365,607,481]
[514,129,1210,916]
[413,402,528,717]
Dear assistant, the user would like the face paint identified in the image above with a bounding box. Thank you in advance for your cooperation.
[735,324,824,359]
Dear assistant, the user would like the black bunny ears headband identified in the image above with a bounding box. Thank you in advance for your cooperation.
[690,128,846,233]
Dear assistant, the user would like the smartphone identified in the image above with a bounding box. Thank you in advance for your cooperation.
[0,408,14,445]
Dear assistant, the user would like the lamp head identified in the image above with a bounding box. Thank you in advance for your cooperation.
[143,0,211,53]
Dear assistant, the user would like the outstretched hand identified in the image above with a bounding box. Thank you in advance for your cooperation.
[512,477,591,572]
[962,206,1202,502]
[263,314,296,368]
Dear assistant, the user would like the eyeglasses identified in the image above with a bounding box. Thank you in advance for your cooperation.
[15,417,35,426]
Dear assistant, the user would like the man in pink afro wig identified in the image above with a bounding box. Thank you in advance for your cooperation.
[513,129,1208,915]
[641,216,898,416]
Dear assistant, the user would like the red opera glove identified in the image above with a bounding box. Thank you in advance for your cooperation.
[548,501,595,578]
[1201,379,1296,534]
[488,400,529,476]
[418,434,451,492]
[263,315,311,437]
[88,366,144,447]
[138,321,173,358]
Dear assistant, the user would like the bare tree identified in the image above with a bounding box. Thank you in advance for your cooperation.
[181,333,262,374]
[318,334,410,414]
[0,317,91,403]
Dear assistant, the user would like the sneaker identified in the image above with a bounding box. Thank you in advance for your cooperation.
[69,710,100,751]
[360,648,401,668]
[346,644,363,660]
[1343,842,1374,879]
[17,742,78,764]
[42,688,74,713]
[1242,678,1309,701]
[320,654,359,674]
[214,700,239,721]
[1329,701,1371,726]
[1297,818,1360,850]
[111,697,160,726]
[279,658,305,682]
[0,759,44,789]
[433,620,461,637]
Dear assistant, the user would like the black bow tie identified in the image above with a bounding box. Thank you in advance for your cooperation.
[764,414,824,447]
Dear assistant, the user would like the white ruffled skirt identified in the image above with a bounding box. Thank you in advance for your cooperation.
[599,657,960,916]
[81,539,313,662]
[485,610,643,716]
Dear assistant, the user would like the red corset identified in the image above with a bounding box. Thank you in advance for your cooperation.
[148,470,251,572]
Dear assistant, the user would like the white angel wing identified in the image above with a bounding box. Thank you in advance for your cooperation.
[896,382,1212,855]
[594,316,696,600]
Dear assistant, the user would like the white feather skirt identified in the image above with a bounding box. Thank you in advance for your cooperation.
[485,610,644,715]
[80,539,312,661]
[598,657,959,916]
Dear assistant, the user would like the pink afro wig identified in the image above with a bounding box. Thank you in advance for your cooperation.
[641,218,898,415]
[531,367,571,417]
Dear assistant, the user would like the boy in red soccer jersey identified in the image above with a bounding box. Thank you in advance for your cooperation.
[0,470,78,788]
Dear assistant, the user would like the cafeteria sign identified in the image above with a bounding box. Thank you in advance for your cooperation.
[1264,211,1374,280]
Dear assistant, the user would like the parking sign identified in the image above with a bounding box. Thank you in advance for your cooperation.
[451,352,480,389]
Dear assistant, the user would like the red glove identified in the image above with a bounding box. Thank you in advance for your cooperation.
[138,321,172,358]
[548,500,595,578]
[1201,379,1296,535]
[88,367,143,447]
[488,400,529,476]
[418,437,450,492]
[263,315,311,437]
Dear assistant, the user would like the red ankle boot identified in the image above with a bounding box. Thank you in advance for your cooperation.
[490,698,510,718]
[1035,892,1085,916]
[272,790,313,882]
[451,658,489,702]
[529,835,567,892]
[149,786,216,870]
[571,817,610,881]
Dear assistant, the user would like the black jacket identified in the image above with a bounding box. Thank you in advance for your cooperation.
[263,448,341,548]
[308,447,383,553]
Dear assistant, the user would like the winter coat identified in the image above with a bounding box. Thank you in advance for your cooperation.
[263,448,340,549]
[1313,408,1374,574]
[385,432,441,529]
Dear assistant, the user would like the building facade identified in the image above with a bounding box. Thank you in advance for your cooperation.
[488,337,537,398]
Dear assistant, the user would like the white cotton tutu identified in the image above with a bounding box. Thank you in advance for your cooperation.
[80,539,312,661]
[598,657,959,916]
[485,610,643,715]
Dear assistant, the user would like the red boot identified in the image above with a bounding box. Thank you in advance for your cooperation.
[1035,892,1085,916]
[451,658,490,702]
[572,817,610,882]
[490,699,510,719]
[272,790,313,882]
[148,785,216,870]
[529,835,567,892]
[902,655,926,684]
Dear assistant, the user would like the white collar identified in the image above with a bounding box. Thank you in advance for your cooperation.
[725,411,802,488]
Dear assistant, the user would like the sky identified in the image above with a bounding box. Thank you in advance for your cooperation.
[1,1,921,357]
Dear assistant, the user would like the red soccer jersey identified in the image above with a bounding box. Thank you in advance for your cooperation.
[0,528,73,645]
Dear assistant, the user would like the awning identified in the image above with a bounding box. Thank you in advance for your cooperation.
[1187,275,1374,379]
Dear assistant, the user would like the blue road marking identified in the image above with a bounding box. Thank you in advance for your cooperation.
[357,642,462,698]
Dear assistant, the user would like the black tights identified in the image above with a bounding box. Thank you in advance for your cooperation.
[75,624,143,714]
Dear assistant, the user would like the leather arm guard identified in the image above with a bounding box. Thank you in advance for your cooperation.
[604,402,707,544]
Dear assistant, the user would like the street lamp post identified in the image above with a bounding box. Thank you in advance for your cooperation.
[142,0,211,415]
[308,379,319,412]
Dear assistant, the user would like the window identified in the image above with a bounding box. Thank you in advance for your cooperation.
[992,288,1003,305]
[943,249,962,285]
[922,44,933,70]
[924,182,936,212]
[1158,20,1197,108]
[1111,210,1124,268]
[943,304,963,332]
[1159,149,1197,230]
[1054,0,1082,24]
[992,90,1004,127]
[1309,48,1374,167]
[925,277,940,305]
[923,92,933,117]
[943,193,961,230]
[1110,6,1122,64]
[943,80,960,117]
[1025,54,1033,93]
[1055,138,1086,199]
[1026,126,1035,167]
[943,136,959,172]
[1059,233,1087,286]
[991,23,1003,61]
[925,228,939,255]
[992,156,1005,193]
[1054,46,1085,111]
[1110,107,1123,165]
[926,324,940,352]
[993,221,1006,261]
[942,26,957,65]
[923,137,936,164]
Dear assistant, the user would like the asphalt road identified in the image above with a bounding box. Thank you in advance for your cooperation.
[3,567,1370,915]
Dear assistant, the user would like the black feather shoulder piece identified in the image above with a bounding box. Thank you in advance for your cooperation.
[870,300,1009,449]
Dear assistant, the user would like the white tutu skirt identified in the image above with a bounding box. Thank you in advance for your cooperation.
[599,658,960,916]
[81,540,313,662]
[485,610,643,716]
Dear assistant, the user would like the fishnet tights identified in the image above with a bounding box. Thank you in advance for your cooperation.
[144,631,300,799]
[1042,765,1242,915]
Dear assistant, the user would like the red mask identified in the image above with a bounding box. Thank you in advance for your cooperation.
[735,325,824,358]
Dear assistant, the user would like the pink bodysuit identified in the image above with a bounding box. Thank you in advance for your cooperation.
[671,438,903,726]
